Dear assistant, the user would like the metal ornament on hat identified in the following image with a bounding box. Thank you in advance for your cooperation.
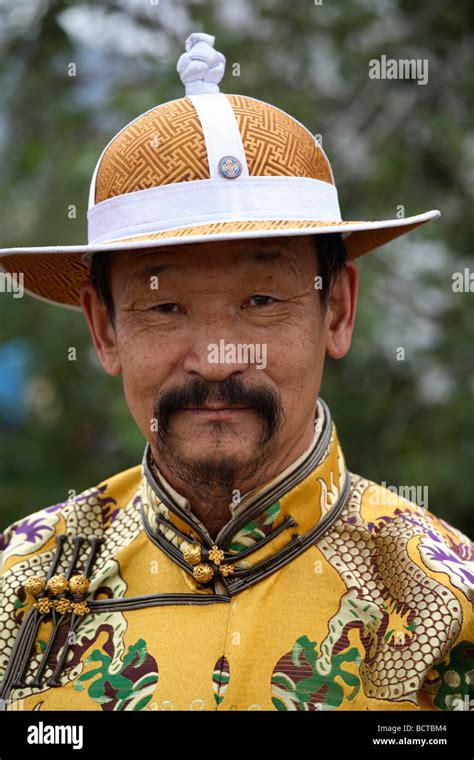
[218,155,242,179]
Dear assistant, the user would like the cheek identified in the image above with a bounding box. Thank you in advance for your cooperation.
[265,318,326,408]
[115,329,175,436]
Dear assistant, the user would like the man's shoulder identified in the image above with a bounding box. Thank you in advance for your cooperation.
[347,471,473,600]
[346,473,474,708]
[0,463,142,574]
[351,473,474,548]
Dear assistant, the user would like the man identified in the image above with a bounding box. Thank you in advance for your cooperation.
[0,31,472,712]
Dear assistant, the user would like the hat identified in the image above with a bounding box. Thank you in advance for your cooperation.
[0,31,440,311]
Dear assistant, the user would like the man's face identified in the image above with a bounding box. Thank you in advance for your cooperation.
[80,235,358,497]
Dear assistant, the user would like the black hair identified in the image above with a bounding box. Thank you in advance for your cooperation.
[89,232,348,323]
[89,251,116,324]
[311,232,348,310]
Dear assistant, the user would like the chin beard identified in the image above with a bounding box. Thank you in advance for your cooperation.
[150,375,285,501]
[155,419,281,502]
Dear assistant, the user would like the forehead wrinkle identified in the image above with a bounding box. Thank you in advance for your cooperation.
[118,242,309,294]
[128,248,285,279]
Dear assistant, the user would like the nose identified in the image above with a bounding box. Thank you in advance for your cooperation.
[181,317,254,381]
[182,341,251,381]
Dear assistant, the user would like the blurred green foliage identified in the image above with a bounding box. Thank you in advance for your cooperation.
[0,0,472,536]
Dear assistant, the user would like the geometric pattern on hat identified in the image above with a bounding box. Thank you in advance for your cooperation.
[0,30,440,311]
[94,94,333,204]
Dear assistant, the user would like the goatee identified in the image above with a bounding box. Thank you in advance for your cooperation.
[151,375,284,502]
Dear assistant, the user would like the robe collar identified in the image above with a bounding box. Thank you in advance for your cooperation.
[139,397,350,592]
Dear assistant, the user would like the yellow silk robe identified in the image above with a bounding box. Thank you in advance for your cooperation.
[0,400,472,712]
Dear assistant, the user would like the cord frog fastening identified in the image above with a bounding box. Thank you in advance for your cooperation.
[182,543,235,584]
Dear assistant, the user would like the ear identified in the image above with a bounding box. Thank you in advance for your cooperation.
[79,282,122,376]
[325,261,359,359]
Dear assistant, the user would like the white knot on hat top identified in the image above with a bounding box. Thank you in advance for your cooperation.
[0,30,440,310]
[177,32,226,95]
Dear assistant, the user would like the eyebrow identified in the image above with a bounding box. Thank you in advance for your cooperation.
[130,262,181,284]
[248,250,282,264]
[130,250,283,284]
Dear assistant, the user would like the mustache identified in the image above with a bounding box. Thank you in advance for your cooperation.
[152,375,284,444]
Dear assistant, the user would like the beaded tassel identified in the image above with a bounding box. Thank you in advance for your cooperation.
[0,533,68,702]
[0,533,103,703]
[47,537,103,687]
[28,535,86,688]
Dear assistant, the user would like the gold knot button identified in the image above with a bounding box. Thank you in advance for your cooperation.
[53,598,73,615]
[184,543,234,583]
[183,543,202,566]
[24,575,46,596]
[208,545,225,565]
[69,574,90,595]
[193,563,215,583]
[72,600,90,616]
[47,574,69,595]
[34,598,53,615]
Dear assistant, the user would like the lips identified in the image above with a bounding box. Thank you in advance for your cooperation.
[181,405,250,411]
[178,405,252,419]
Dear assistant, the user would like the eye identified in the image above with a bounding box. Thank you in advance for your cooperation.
[150,303,180,313]
[244,295,278,307]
